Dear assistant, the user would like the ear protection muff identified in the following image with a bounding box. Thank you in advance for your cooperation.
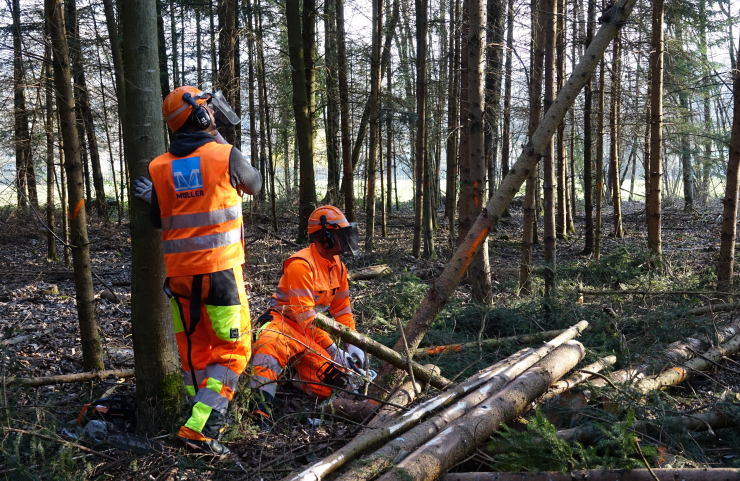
[319,215,336,250]
[181,92,211,130]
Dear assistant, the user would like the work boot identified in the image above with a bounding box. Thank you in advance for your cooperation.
[177,427,231,458]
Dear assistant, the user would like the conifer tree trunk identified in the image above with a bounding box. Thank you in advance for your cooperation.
[717,38,740,290]
[543,0,557,296]
[582,0,595,255]
[256,0,277,230]
[555,0,566,239]
[387,64,394,216]
[594,58,605,258]
[336,0,353,220]
[120,0,183,420]
[12,0,34,210]
[519,0,545,295]
[287,0,317,241]
[246,0,259,203]
[647,0,664,255]
[366,0,384,252]
[218,0,239,145]
[46,0,103,372]
[325,0,341,205]
[44,31,58,262]
[445,0,461,242]
[485,0,504,199]
[412,0,428,258]
[155,0,170,106]
[500,0,513,218]
[169,0,179,88]
[609,30,624,237]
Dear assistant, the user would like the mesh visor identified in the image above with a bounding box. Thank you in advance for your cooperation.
[199,90,241,126]
[335,223,359,257]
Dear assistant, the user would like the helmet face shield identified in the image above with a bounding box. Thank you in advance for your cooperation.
[197,90,240,127]
[336,223,359,257]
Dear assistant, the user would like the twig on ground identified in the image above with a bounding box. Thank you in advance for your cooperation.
[2,427,118,461]
[634,438,661,481]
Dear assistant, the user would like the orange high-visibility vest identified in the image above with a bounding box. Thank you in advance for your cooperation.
[149,142,244,277]
[268,244,354,331]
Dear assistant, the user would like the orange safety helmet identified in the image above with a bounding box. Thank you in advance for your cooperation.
[308,206,350,234]
[163,86,210,132]
[308,206,359,256]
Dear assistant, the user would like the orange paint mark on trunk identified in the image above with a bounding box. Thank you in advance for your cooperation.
[70,200,85,220]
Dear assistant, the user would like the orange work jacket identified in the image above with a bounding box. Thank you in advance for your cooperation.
[268,244,354,331]
[149,142,244,277]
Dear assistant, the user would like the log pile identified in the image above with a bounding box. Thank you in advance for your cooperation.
[284,315,740,481]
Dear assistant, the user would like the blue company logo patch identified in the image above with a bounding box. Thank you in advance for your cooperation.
[314,295,320,302]
[171,156,203,192]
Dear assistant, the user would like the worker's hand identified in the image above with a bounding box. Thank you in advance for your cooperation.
[133,176,153,203]
[347,344,366,369]
[327,343,350,366]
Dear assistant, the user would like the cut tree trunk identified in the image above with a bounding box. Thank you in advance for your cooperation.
[378,341,585,481]
[443,469,740,481]
[414,329,565,358]
[371,0,638,397]
[10,369,135,388]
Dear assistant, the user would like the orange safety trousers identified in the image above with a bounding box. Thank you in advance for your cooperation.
[251,311,338,400]
[165,264,251,440]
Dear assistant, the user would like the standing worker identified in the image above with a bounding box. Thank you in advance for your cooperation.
[134,86,261,457]
[249,206,367,424]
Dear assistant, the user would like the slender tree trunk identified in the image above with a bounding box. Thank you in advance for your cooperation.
[57,118,70,266]
[461,0,491,298]
[12,0,33,210]
[120,0,183,422]
[555,0,566,239]
[717,38,740,290]
[412,0,428,258]
[609,30,624,237]
[155,0,171,109]
[325,0,341,205]
[500,0,513,218]
[485,0,504,199]
[46,0,103,372]
[287,0,317,242]
[196,8,202,89]
[594,57,605,258]
[387,64,394,216]
[647,0,664,255]
[582,0,595,255]
[366,0,384,252]
[519,0,545,294]
[679,90,694,210]
[44,30,58,262]
[543,0,557,296]
[445,0,461,243]
[218,0,239,145]
[337,0,354,221]
[246,0,259,204]
[169,0,179,88]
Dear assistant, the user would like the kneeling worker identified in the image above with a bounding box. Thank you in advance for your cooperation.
[249,206,365,420]
[135,86,261,456]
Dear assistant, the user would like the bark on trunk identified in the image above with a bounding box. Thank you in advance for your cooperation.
[610,30,624,237]
[46,0,103,372]
[717,37,740,289]
[543,0,557,296]
[370,0,638,397]
[120,0,183,420]
[378,341,585,481]
[445,0,461,238]
[336,0,354,221]
[412,0,428,258]
[582,0,595,255]
[647,0,665,255]
[444,469,740,481]
[217,0,240,145]
[44,34,58,262]
[11,369,135,388]
[595,58,605,258]
[12,0,34,211]
[366,0,384,251]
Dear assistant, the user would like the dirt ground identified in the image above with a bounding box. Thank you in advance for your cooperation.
[0,197,738,479]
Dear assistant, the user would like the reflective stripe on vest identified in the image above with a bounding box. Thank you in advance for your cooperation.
[163,225,243,254]
[161,204,242,231]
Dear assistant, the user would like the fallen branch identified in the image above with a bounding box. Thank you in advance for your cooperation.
[579,289,735,297]
[339,341,585,481]
[686,301,740,316]
[313,313,452,390]
[414,329,565,359]
[0,329,54,347]
[2,427,118,461]
[10,369,135,387]
[378,341,586,481]
[442,468,740,481]
[635,333,740,393]
[291,322,588,481]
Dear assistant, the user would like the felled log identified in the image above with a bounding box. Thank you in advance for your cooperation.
[377,341,585,481]
[537,355,616,403]
[284,321,588,481]
[340,341,585,481]
[635,332,740,393]
[313,313,452,390]
[367,365,441,429]
[686,301,740,316]
[443,468,740,481]
[589,318,740,388]
[414,329,565,359]
[10,369,135,387]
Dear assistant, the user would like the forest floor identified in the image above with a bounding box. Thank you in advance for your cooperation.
[0,196,739,480]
